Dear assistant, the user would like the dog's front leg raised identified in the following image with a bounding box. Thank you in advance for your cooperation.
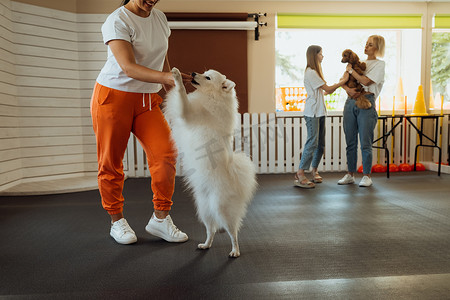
[171,67,193,121]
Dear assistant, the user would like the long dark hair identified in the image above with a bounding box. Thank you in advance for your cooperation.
[121,0,130,5]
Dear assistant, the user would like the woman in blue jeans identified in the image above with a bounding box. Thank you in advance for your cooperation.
[295,45,348,188]
[338,35,386,187]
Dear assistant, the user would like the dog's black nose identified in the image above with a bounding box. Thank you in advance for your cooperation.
[191,72,197,77]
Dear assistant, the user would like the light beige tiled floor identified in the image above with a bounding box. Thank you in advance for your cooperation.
[0,176,98,196]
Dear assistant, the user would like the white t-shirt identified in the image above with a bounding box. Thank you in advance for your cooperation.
[303,68,326,117]
[96,7,170,93]
[362,59,385,99]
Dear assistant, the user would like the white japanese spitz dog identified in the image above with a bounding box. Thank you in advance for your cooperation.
[164,68,257,257]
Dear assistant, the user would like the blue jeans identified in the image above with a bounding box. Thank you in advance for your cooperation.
[299,116,325,171]
[343,94,378,174]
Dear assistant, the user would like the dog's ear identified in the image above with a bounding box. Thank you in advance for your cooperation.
[350,51,360,64]
[222,79,236,92]
[349,51,356,64]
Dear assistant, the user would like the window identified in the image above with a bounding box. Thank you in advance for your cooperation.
[431,15,450,112]
[275,14,422,113]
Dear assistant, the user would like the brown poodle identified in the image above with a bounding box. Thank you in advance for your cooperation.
[341,49,371,109]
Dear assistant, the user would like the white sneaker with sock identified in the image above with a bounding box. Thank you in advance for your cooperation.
[110,218,137,245]
[338,174,355,185]
[145,213,188,243]
[359,175,373,187]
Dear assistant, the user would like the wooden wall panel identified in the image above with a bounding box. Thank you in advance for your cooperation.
[0,0,99,190]
[0,0,22,187]
[10,0,76,21]
[77,13,106,174]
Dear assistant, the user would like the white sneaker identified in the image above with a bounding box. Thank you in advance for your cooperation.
[338,174,355,185]
[359,176,373,187]
[110,218,137,245]
[145,213,188,243]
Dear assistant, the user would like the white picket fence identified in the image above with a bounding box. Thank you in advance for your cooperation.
[123,113,450,177]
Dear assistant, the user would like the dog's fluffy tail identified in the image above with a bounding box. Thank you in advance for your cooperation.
[217,152,257,230]
[229,152,258,204]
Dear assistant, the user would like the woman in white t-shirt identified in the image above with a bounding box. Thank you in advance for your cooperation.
[294,45,348,188]
[338,35,386,187]
[90,0,192,245]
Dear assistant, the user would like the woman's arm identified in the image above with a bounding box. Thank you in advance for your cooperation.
[346,64,373,86]
[320,72,349,95]
[341,84,361,99]
[109,39,175,85]
[338,71,360,98]
[108,39,192,88]
[321,82,341,95]
[162,54,172,92]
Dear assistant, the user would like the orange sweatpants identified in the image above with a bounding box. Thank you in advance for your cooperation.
[90,82,177,215]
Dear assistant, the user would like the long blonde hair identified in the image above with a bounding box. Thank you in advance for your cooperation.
[369,35,385,58]
[306,45,324,81]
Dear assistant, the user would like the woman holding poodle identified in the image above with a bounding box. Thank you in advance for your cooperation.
[91,0,192,244]
[295,45,348,188]
[338,35,386,187]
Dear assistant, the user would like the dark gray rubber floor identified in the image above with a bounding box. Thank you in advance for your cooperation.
[1,172,449,299]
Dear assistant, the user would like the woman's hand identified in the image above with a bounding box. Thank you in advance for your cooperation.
[322,71,350,95]
[162,71,193,91]
[345,86,361,99]
[162,71,192,86]
[346,63,353,73]
[345,62,374,86]
[162,71,175,86]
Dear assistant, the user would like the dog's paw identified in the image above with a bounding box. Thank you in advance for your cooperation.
[229,249,240,258]
[171,67,182,84]
[198,243,211,250]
